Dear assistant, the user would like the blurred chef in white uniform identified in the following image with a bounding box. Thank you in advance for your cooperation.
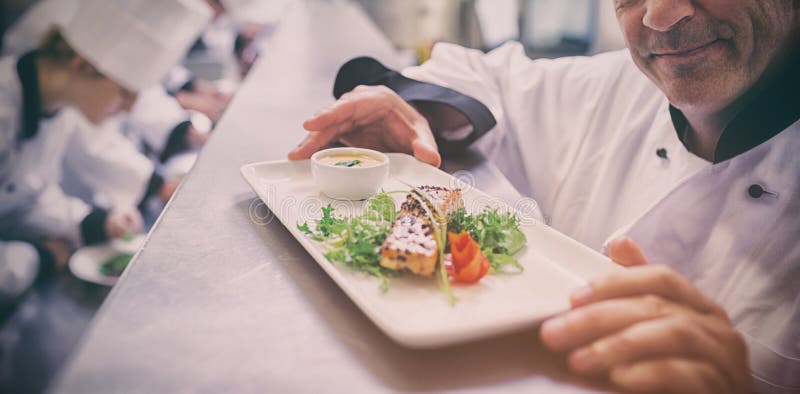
[2,0,217,204]
[0,0,211,305]
[4,0,232,122]
[290,0,799,392]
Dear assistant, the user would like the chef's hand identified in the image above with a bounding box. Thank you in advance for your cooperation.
[187,125,210,148]
[42,238,71,269]
[158,179,181,202]
[540,237,751,393]
[175,81,231,122]
[105,207,144,239]
[289,85,442,167]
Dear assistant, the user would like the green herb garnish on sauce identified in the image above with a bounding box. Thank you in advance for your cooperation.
[334,159,361,167]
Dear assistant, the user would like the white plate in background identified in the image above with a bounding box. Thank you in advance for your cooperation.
[69,234,145,286]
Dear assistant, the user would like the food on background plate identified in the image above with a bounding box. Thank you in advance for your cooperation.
[298,185,527,304]
[99,253,134,277]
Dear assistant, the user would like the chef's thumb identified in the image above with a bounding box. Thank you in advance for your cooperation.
[608,237,649,267]
[412,139,441,168]
[288,132,336,161]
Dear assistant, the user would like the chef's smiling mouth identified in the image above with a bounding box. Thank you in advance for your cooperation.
[649,39,723,58]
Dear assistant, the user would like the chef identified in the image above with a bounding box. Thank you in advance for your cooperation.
[289,0,799,392]
[2,0,215,210]
[0,0,211,304]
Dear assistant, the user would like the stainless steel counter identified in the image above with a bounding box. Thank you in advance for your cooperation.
[53,2,604,392]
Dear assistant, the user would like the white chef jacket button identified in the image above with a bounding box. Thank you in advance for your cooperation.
[748,184,777,199]
[656,148,668,159]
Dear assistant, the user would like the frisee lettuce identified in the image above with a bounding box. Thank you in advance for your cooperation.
[447,207,526,273]
[298,192,397,291]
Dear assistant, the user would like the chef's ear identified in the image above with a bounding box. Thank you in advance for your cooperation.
[608,237,650,267]
[68,55,103,79]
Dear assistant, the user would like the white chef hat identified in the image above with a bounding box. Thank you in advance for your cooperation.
[60,0,212,92]
[220,0,290,27]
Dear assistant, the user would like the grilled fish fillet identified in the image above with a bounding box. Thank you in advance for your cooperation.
[416,185,464,217]
[380,186,464,276]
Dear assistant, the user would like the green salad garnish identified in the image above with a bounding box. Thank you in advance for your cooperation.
[298,192,398,291]
[298,191,526,299]
[447,208,526,273]
[100,253,133,277]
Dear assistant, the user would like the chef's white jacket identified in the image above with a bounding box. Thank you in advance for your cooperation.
[59,108,154,209]
[125,84,191,154]
[0,54,150,245]
[402,42,799,392]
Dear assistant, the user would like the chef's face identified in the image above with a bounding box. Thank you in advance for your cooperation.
[615,0,796,113]
[69,58,137,124]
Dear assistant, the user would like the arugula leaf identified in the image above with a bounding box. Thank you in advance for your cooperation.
[297,222,312,235]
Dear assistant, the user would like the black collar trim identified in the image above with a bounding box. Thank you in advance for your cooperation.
[669,40,800,163]
[16,51,44,141]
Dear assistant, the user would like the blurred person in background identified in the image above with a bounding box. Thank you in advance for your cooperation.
[3,0,233,124]
[166,0,235,121]
[0,0,211,307]
[3,0,220,186]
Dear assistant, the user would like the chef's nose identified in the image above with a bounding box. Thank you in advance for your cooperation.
[643,0,695,32]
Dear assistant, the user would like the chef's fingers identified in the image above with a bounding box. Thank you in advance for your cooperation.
[43,238,71,268]
[570,265,727,318]
[541,295,687,351]
[288,131,338,160]
[608,237,649,267]
[293,89,392,160]
[104,216,124,239]
[564,312,743,381]
[105,208,143,239]
[295,85,438,163]
[411,138,441,167]
[610,358,731,394]
[123,209,144,233]
[303,86,398,132]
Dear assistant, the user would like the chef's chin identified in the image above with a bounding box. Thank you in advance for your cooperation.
[632,43,747,112]
[664,71,756,117]
[648,65,749,115]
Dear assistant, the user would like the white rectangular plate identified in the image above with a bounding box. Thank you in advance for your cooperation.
[240,153,623,348]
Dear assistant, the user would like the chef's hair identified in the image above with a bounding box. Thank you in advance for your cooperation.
[37,28,76,64]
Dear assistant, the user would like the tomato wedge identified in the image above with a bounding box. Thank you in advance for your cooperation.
[447,231,490,284]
